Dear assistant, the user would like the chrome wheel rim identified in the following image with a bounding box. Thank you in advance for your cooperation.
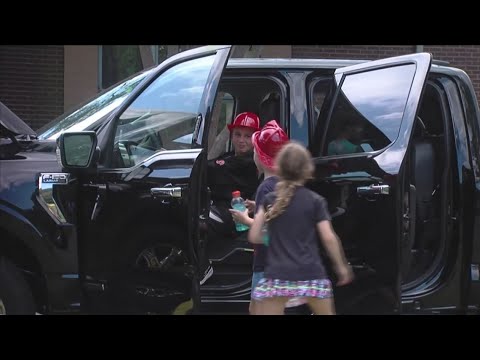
[0,298,6,315]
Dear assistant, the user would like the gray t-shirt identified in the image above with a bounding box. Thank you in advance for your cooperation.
[263,186,331,281]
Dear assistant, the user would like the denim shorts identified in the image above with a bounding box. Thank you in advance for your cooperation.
[251,271,265,298]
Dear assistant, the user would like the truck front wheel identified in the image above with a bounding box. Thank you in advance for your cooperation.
[0,257,36,315]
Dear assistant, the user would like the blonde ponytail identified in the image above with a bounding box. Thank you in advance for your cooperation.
[265,180,299,222]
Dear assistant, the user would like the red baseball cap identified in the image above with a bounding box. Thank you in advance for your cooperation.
[227,112,261,132]
[251,120,289,170]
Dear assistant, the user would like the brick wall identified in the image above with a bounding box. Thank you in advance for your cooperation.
[424,45,480,102]
[292,45,415,60]
[0,46,64,130]
[292,45,480,103]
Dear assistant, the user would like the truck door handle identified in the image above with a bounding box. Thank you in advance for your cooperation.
[151,187,182,198]
[357,184,390,196]
[210,248,254,263]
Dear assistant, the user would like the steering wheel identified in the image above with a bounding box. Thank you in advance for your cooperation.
[117,130,167,167]
[139,129,165,151]
[117,140,138,167]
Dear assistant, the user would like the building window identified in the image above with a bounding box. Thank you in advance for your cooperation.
[98,45,167,90]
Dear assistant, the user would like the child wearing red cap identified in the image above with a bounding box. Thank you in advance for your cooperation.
[200,112,261,285]
[229,120,297,314]
[208,112,261,209]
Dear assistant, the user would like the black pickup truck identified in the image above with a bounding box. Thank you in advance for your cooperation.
[1,45,480,314]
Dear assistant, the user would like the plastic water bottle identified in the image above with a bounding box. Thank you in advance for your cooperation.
[231,190,249,232]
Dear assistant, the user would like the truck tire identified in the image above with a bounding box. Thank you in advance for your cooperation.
[0,257,36,315]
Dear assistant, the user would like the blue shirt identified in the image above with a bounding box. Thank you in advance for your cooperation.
[328,138,362,156]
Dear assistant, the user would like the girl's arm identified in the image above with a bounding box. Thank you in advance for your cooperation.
[248,206,266,244]
[228,208,254,227]
[317,220,354,286]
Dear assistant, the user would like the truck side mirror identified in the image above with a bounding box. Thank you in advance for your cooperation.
[57,131,99,170]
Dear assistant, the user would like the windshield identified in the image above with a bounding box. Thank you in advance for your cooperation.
[36,68,155,140]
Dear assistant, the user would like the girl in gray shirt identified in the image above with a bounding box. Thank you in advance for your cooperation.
[249,142,353,315]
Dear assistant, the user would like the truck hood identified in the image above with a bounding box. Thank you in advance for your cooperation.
[0,101,36,137]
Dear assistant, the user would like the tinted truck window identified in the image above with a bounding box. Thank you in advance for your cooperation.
[323,64,416,156]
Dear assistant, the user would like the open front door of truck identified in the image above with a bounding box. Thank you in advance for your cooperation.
[65,46,232,314]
